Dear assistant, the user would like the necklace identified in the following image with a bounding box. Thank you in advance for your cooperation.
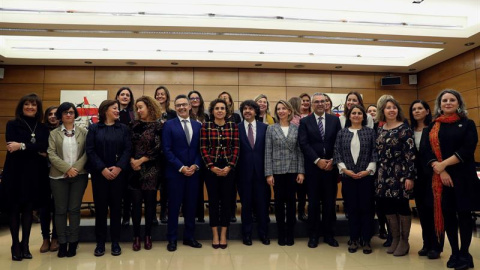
[22,119,38,143]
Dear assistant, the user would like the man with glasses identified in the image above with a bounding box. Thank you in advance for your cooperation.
[298,93,341,248]
[162,95,203,251]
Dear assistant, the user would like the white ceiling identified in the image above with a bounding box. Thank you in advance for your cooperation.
[1,0,479,72]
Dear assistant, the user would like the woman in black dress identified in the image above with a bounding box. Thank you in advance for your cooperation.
[129,96,162,251]
[3,93,49,261]
[424,89,478,270]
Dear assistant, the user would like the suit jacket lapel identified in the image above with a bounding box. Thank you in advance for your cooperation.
[308,114,323,141]
[174,118,190,146]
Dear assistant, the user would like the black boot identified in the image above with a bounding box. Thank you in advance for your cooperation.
[67,242,78,257]
[58,243,68,258]
[21,242,32,259]
[11,244,22,261]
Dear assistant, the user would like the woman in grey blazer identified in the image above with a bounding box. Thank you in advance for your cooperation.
[47,102,88,258]
[265,100,304,246]
[334,105,377,254]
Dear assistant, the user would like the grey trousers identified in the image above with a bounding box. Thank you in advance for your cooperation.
[50,174,88,244]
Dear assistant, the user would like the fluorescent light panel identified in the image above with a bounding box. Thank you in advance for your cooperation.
[0,36,442,66]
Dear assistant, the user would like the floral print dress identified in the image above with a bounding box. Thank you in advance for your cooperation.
[375,123,415,199]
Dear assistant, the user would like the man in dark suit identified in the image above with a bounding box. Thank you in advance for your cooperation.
[298,92,341,248]
[237,100,270,246]
[163,94,203,251]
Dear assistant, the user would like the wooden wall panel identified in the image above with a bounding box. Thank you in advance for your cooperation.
[376,90,417,105]
[94,67,145,85]
[437,50,476,82]
[0,134,6,151]
[286,87,332,99]
[475,149,480,163]
[0,66,44,84]
[462,89,478,109]
[417,66,438,89]
[239,69,286,86]
[239,86,286,102]
[419,71,478,102]
[44,67,95,84]
[92,85,144,101]
[475,47,480,69]
[192,85,238,102]
[0,101,19,117]
[331,72,375,89]
[143,84,194,100]
[477,69,480,87]
[0,84,44,100]
[286,70,331,87]
[469,107,479,126]
[331,88,377,105]
[145,67,193,85]
[0,117,11,133]
[43,84,95,101]
[0,151,5,168]
[194,68,238,85]
[43,100,60,110]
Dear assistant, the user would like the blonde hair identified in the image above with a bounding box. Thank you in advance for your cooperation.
[274,100,294,122]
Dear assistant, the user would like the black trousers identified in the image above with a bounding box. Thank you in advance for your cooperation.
[205,170,235,227]
[341,175,375,242]
[273,173,297,239]
[443,187,472,256]
[296,178,308,214]
[238,168,269,238]
[378,197,411,216]
[91,173,124,243]
[307,169,338,239]
[415,189,444,252]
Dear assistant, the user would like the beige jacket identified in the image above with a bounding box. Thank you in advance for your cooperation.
[47,125,88,178]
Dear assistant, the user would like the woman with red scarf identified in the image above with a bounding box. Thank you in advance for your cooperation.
[424,89,478,270]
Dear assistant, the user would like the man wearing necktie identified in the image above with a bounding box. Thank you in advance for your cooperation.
[236,100,270,246]
[162,95,203,251]
[298,93,341,248]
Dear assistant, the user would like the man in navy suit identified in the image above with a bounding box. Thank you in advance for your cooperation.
[163,94,203,251]
[298,93,341,248]
[237,100,270,246]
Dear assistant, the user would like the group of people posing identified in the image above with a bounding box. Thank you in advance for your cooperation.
[1,86,478,270]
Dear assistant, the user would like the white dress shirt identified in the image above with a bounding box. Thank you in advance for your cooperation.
[243,120,257,144]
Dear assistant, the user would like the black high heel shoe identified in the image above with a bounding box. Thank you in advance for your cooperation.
[11,245,22,261]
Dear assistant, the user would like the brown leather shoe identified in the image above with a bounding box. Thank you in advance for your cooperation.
[40,239,50,253]
[50,239,59,252]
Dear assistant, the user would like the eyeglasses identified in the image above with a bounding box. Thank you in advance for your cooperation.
[313,100,326,104]
[175,103,189,108]
[190,97,200,101]
[62,111,75,115]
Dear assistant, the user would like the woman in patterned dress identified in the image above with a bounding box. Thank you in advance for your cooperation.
[375,98,415,257]
[129,96,162,251]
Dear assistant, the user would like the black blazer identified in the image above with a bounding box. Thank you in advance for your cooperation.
[237,120,268,181]
[298,113,341,174]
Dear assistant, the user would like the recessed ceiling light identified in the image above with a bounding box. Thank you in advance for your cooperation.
[465,42,475,46]
[84,61,92,64]
[126,61,137,65]
[408,68,416,71]
[171,62,179,65]
[294,65,304,68]
[255,63,262,67]
[335,66,343,69]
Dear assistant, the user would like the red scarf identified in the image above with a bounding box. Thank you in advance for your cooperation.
[429,113,460,240]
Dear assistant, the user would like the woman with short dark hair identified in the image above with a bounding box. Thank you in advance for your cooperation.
[2,93,49,261]
[201,98,239,249]
[86,100,131,257]
[48,102,88,258]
